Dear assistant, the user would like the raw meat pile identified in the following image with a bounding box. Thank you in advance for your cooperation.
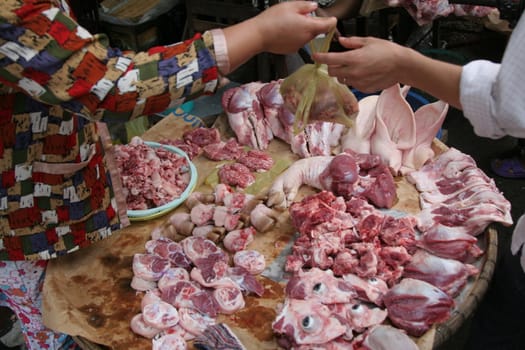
[152,183,280,247]
[114,137,190,210]
[270,147,512,348]
[222,82,448,176]
[222,80,346,158]
[129,235,265,349]
[161,127,274,189]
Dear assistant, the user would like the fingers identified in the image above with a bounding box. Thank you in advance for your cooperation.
[338,36,367,49]
[312,51,349,66]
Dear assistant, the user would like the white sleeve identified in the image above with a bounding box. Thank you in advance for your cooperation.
[460,17,525,139]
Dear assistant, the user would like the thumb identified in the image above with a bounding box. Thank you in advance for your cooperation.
[339,36,367,50]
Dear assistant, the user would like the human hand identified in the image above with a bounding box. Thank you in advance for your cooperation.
[312,36,409,93]
[253,1,337,55]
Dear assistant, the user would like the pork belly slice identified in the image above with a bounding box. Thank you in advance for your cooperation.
[272,298,347,345]
[383,278,454,337]
[403,250,479,297]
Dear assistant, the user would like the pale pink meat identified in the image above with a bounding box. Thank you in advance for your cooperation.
[401,100,448,173]
[213,285,245,314]
[141,289,162,310]
[190,203,215,226]
[329,302,388,333]
[177,307,216,336]
[130,313,161,339]
[360,325,419,350]
[223,227,256,252]
[142,300,180,329]
[157,267,190,293]
[130,276,157,291]
[132,253,171,282]
[222,82,273,150]
[340,95,378,154]
[233,250,266,275]
[180,236,226,265]
[249,203,279,233]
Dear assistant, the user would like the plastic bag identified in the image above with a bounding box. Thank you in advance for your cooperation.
[280,29,359,134]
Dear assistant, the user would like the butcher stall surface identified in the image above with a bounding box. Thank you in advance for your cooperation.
[41,115,498,350]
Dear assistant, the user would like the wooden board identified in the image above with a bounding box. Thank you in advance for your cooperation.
[42,115,497,350]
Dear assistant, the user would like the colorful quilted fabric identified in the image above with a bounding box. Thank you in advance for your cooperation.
[0,0,221,260]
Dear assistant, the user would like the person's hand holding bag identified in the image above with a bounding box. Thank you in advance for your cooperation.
[223,1,337,73]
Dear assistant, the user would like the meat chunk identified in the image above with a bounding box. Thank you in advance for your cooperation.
[218,163,256,189]
[383,278,454,337]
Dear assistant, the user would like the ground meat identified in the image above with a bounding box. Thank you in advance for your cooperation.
[115,137,191,210]
[183,127,221,147]
[218,163,256,188]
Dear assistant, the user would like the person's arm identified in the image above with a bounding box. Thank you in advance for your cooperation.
[222,1,337,74]
[0,1,335,121]
[312,36,462,109]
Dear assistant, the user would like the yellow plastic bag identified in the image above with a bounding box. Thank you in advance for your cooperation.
[280,29,359,134]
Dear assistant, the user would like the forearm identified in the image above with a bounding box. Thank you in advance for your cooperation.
[400,49,463,109]
[222,17,265,74]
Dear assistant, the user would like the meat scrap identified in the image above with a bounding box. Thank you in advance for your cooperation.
[114,137,191,210]
[218,163,256,189]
